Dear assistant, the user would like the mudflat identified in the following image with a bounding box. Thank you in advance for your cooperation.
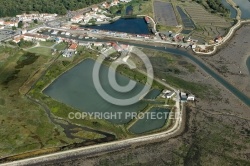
[201,24,250,99]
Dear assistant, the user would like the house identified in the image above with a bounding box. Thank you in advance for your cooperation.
[0,26,4,29]
[68,43,78,51]
[180,92,188,101]
[102,2,110,9]
[71,15,84,23]
[0,20,4,25]
[16,13,57,22]
[21,29,27,34]
[111,42,122,52]
[165,91,175,99]
[120,0,131,2]
[214,36,223,43]
[111,0,119,6]
[3,21,18,27]
[92,6,99,12]
[93,42,103,47]
[23,33,49,41]
[55,37,62,43]
[13,35,24,43]
[187,94,195,101]
[79,41,89,46]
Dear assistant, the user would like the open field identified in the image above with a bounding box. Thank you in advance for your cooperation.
[153,1,178,27]
[0,47,75,158]
[54,42,68,51]
[130,0,153,18]
[27,47,53,56]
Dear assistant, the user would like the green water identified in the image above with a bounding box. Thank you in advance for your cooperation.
[44,58,151,124]
[129,107,170,134]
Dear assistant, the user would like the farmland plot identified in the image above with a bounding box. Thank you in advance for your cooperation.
[184,3,231,27]
[176,2,233,43]
[154,1,178,27]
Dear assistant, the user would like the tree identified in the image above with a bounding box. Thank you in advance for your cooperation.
[18,21,23,28]
[34,19,38,24]
[12,26,17,30]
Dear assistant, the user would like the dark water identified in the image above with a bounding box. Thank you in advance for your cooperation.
[176,6,195,29]
[233,0,250,19]
[247,56,250,75]
[83,18,151,34]
[221,0,237,18]
[126,5,133,15]
[129,107,170,134]
[144,89,161,99]
[44,59,149,124]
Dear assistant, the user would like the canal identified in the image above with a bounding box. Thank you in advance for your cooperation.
[232,0,250,19]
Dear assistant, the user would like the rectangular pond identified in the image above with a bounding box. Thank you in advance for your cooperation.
[128,107,170,134]
[43,58,150,124]
[82,18,151,34]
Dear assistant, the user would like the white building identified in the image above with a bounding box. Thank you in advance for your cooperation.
[187,94,195,101]
[23,33,49,41]
[71,15,84,23]
[16,13,57,22]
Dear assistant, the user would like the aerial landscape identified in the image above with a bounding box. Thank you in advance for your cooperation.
[0,0,250,165]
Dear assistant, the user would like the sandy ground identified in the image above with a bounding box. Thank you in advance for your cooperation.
[201,24,250,98]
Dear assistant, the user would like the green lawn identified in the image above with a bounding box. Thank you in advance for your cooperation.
[28,47,52,56]
[54,42,68,51]
[39,41,55,47]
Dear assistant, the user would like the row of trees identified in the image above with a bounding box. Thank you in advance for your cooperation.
[206,0,229,14]
[0,0,105,17]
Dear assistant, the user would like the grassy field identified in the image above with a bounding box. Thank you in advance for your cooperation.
[0,46,74,158]
[54,42,68,51]
[39,41,55,47]
[27,47,53,56]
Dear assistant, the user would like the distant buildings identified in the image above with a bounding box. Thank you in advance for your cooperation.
[16,13,57,22]
[13,33,50,43]
[0,20,18,27]
[180,92,195,101]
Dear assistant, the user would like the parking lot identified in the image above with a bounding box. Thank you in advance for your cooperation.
[154,1,178,27]
[0,29,16,41]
